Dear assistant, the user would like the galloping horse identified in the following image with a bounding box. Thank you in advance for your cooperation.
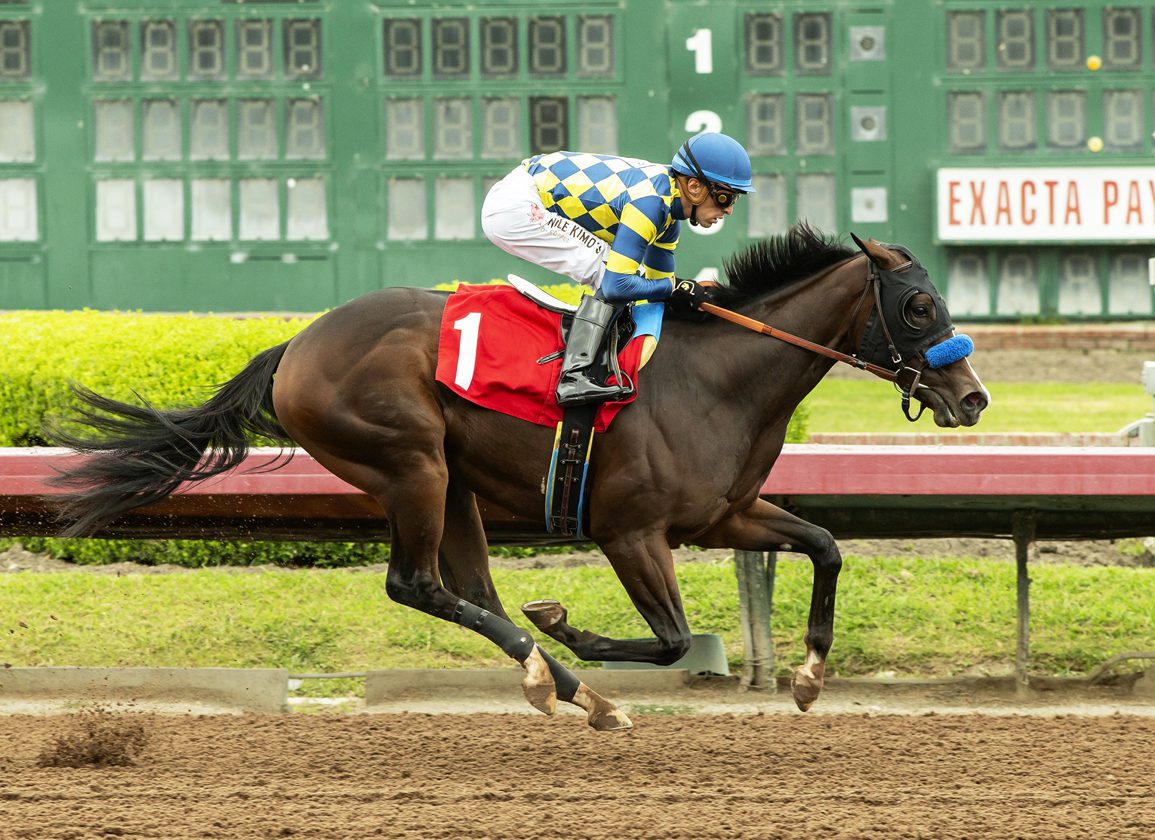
[52,225,988,730]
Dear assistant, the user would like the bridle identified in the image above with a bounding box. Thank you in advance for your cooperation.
[698,247,956,422]
[858,254,933,421]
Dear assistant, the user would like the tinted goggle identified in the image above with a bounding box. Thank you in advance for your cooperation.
[710,186,740,207]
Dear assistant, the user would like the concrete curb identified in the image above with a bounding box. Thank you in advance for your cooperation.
[0,667,691,713]
[365,668,689,705]
[1,668,1150,715]
[0,667,289,713]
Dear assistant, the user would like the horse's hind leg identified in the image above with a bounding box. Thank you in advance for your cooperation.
[270,314,563,718]
[375,456,563,715]
[438,477,631,731]
[296,438,559,716]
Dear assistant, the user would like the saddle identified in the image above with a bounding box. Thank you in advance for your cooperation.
[434,279,664,538]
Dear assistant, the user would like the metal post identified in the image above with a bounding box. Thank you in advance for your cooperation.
[733,550,777,691]
[764,550,778,689]
[1012,511,1036,694]
[1118,362,1155,446]
[1141,363,1155,447]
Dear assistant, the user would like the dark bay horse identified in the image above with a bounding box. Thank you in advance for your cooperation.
[52,225,988,730]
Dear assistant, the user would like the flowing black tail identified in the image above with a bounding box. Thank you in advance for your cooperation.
[49,342,293,537]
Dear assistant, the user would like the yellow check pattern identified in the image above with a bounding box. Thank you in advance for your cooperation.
[524,151,681,301]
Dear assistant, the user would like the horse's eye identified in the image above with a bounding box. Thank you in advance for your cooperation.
[902,294,937,330]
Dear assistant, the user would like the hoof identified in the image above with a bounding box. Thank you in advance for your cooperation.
[521,646,557,716]
[572,683,633,731]
[790,664,825,712]
[589,707,633,731]
[522,599,568,631]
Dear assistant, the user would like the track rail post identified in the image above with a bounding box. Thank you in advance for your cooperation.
[1012,511,1036,694]
[734,550,777,691]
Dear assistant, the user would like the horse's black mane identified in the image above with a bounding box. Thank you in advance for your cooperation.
[710,223,857,308]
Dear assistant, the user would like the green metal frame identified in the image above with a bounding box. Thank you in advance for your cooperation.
[0,0,1151,318]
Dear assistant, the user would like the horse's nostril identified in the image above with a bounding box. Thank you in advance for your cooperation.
[963,391,988,412]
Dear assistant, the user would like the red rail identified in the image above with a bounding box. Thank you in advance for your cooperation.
[3,446,1154,542]
[762,444,1155,496]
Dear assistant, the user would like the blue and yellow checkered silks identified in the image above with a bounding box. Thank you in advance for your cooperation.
[524,152,680,302]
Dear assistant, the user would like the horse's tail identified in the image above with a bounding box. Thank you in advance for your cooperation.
[49,342,293,537]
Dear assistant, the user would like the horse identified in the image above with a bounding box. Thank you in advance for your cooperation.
[51,224,989,730]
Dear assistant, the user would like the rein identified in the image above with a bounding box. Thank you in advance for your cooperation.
[696,302,900,384]
[697,257,932,421]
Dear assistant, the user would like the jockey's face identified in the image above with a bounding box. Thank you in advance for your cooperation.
[704,188,738,223]
[680,177,735,227]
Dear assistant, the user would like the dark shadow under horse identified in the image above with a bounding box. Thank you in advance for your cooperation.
[52,225,989,730]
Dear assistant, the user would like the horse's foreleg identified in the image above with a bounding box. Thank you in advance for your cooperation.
[438,478,630,731]
[697,499,842,711]
[521,531,695,666]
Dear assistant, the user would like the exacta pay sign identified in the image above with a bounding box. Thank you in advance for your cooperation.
[937,167,1155,243]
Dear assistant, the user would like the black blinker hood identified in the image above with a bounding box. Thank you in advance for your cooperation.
[852,235,954,369]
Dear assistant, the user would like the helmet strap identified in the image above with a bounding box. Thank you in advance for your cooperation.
[674,170,707,227]
[679,140,711,185]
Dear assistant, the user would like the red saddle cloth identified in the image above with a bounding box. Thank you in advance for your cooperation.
[435,285,644,432]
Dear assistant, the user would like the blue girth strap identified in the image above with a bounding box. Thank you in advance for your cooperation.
[545,404,596,538]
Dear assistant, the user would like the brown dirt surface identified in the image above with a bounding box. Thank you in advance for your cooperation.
[485,538,1155,570]
[0,711,1153,839]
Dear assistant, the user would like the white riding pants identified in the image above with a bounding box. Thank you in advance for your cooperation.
[481,166,609,289]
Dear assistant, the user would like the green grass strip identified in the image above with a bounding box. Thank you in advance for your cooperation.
[2,556,1151,679]
[804,379,1149,435]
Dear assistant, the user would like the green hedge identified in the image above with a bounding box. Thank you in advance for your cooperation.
[4,537,389,567]
[1,300,806,566]
[0,310,311,446]
[0,537,589,568]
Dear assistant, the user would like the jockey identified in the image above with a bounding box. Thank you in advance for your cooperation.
[482,131,754,406]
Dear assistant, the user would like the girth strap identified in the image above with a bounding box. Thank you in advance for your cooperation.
[544,404,597,537]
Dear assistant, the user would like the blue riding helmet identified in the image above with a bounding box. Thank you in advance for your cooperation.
[671,132,756,193]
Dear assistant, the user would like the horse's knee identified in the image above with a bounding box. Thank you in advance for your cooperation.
[818,552,842,577]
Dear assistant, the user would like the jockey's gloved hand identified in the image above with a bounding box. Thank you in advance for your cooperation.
[666,278,712,319]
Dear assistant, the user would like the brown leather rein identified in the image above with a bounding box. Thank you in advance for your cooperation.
[696,259,935,422]
[697,301,901,385]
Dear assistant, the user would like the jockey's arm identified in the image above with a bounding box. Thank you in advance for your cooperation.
[598,197,678,304]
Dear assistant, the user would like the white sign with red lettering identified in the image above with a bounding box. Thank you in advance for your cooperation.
[937,167,1155,242]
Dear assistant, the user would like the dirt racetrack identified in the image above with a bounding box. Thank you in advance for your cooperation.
[1,710,1153,840]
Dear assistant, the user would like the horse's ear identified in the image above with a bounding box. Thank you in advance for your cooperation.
[850,232,891,268]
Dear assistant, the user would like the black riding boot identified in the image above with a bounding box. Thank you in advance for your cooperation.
[555,296,631,407]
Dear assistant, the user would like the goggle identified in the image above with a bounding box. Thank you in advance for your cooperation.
[710,188,740,208]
